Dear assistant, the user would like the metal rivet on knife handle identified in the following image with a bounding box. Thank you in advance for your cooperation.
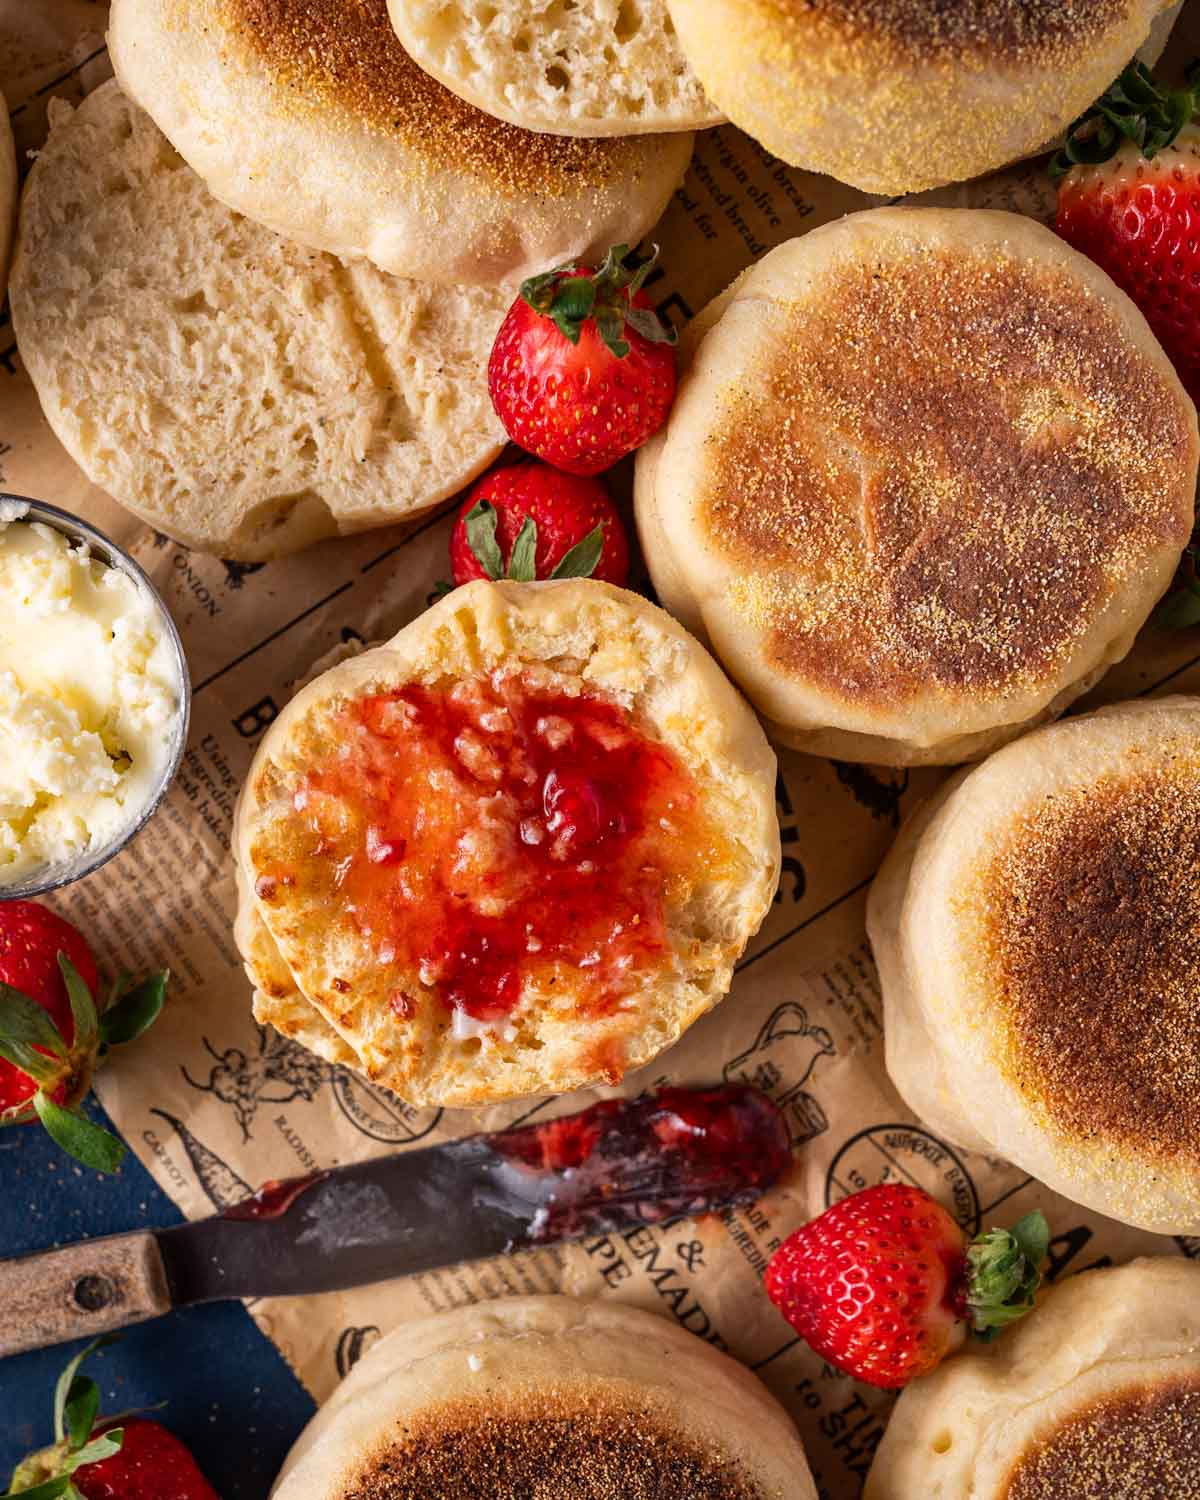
[0,1232,172,1359]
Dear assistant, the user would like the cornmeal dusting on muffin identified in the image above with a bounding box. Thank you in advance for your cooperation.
[343,1392,767,1500]
[219,0,634,189]
[795,0,1127,60]
[1003,1377,1200,1499]
[701,248,1190,706]
[978,756,1200,1172]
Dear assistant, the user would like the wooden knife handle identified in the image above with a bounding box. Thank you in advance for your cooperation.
[0,1232,171,1358]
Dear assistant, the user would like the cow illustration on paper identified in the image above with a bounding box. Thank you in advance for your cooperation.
[181,1025,329,1141]
[723,1002,835,1145]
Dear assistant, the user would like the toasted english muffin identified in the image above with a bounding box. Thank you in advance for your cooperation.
[0,93,14,302]
[271,1297,817,1500]
[665,0,1178,194]
[386,0,721,137]
[869,696,1200,1234]
[10,83,508,560]
[635,208,1198,766]
[866,1258,1200,1500]
[107,0,694,288]
[235,580,780,1108]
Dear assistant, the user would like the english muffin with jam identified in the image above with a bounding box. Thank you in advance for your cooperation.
[636,208,1198,765]
[869,696,1200,1234]
[235,580,779,1107]
[866,1258,1200,1500]
[107,0,694,286]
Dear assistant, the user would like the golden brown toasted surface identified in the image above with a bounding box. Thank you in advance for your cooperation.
[766,0,1129,60]
[981,760,1200,1169]
[702,249,1192,707]
[343,1390,767,1500]
[1003,1376,1200,1499]
[220,0,634,190]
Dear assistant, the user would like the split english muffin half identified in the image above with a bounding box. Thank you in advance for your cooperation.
[107,0,695,287]
[865,1258,1200,1499]
[270,1297,817,1499]
[869,696,1200,1235]
[636,207,1198,766]
[10,83,510,560]
[235,580,780,1107]
[385,0,722,137]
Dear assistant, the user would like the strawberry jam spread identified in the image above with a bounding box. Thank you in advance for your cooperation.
[287,672,726,1026]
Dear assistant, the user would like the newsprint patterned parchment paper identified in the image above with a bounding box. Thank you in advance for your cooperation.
[4,5,1200,1494]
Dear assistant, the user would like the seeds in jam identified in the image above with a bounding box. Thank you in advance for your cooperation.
[284,672,725,1026]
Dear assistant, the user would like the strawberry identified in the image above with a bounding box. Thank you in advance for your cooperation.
[6,1338,218,1500]
[764,1184,1048,1389]
[448,462,629,589]
[0,902,168,1174]
[487,244,677,475]
[1051,60,1200,628]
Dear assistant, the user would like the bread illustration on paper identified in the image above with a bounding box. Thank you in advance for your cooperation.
[270,1297,818,1500]
[10,83,510,560]
[665,0,1180,194]
[636,207,1199,766]
[107,0,694,288]
[869,696,1200,1235]
[235,580,780,1107]
[865,1258,1200,1499]
[386,0,722,137]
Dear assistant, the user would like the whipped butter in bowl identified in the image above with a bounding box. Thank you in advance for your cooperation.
[0,496,189,896]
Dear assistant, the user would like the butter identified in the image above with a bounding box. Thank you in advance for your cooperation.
[0,517,182,884]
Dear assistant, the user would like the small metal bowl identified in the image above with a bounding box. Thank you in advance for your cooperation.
[0,495,192,900]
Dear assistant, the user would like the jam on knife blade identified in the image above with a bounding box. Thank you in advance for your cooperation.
[215,1086,791,1249]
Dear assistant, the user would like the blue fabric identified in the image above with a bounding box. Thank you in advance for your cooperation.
[0,1097,316,1498]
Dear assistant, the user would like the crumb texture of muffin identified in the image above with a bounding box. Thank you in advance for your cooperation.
[10,82,509,559]
[385,0,721,136]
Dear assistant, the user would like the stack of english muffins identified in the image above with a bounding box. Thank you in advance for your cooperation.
[7,1,1200,1496]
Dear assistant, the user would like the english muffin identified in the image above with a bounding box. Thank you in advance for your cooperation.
[665,0,1179,194]
[10,84,508,560]
[866,1258,1200,1499]
[272,1297,817,1500]
[635,208,1198,766]
[386,0,721,137]
[235,580,780,1107]
[869,696,1200,1234]
[107,0,694,288]
[0,93,14,302]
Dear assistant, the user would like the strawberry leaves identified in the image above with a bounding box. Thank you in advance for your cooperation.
[519,243,677,359]
[0,955,169,1173]
[462,501,606,584]
[99,972,168,1049]
[964,1210,1049,1338]
[7,1338,126,1500]
[33,1094,127,1175]
[549,526,606,581]
[1050,59,1200,178]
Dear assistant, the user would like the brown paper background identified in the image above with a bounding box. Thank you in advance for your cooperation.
[4,5,1200,1494]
